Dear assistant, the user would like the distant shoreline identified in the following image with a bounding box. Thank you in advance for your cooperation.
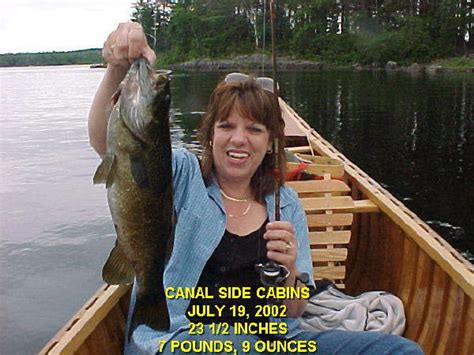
[0,64,96,69]
[0,49,103,68]
[166,55,474,73]
[1,49,472,73]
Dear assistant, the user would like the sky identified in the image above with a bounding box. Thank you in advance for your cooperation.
[0,0,136,54]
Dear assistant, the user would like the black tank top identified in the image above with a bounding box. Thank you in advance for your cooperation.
[186,219,269,324]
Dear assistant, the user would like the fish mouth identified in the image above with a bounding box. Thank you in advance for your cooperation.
[118,58,171,145]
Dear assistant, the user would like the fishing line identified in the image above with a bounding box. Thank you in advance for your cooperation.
[269,0,280,222]
[261,0,266,76]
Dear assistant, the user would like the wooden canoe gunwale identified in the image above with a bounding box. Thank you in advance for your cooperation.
[281,101,473,298]
[40,285,131,354]
[308,127,473,298]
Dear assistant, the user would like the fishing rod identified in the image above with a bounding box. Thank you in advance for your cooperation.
[255,1,289,302]
[270,0,281,222]
[256,1,313,301]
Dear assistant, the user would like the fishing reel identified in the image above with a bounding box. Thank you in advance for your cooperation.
[255,261,289,287]
[255,261,313,306]
[255,261,289,305]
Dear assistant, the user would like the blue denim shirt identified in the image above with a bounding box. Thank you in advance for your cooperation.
[125,148,314,354]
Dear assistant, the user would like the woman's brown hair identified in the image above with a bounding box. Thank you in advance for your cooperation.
[198,78,286,202]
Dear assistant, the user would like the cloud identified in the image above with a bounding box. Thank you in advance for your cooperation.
[0,0,134,53]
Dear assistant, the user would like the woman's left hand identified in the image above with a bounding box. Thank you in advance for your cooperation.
[264,221,298,272]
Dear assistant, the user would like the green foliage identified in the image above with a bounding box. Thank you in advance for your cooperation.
[167,6,200,56]
[438,57,474,70]
[198,16,253,57]
[291,26,359,64]
[321,34,360,64]
[0,49,102,67]
[291,23,320,58]
[158,1,468,66]
[355,17,435,65]
[132,0,171,52]
[156,48,186,66]
[165,3,253,60]
[2,1,470,67]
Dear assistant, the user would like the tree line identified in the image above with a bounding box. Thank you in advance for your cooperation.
[1,1,471,67]
[0,49,102,67]
[134,0,473,65]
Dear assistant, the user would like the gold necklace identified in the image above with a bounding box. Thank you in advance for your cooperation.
[220,189,249,202]
[227,202,251,218]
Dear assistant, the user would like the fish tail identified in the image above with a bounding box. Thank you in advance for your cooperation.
[128,293,170,340]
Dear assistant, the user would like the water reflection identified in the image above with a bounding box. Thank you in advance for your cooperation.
[282,70,473,261]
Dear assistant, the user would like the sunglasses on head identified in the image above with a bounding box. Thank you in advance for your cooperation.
[224,72,279,94]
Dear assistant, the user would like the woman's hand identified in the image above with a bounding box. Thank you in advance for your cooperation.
[264,221,298,273]
[102,22,156,69]
[264,221,308,317]
[88,22,156,156]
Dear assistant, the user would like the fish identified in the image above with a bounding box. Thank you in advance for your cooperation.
[93,57,173,333]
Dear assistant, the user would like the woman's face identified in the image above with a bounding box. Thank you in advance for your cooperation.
[212,107,271,185]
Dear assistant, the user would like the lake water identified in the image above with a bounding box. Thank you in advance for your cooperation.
[0,65,472,354]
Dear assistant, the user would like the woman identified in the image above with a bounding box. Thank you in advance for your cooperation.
[89,22,423,355]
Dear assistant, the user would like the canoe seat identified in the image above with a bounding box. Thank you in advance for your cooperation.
[287,176,356,289]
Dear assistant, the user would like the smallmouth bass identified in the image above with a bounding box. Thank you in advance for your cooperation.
[94,58,173,333]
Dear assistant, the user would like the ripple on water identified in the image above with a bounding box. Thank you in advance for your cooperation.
[0,218,115,354]
[426,220,473,262]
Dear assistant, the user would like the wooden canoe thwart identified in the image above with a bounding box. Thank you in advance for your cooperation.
[287,156,345,178]
[41,100,474,355]
[287,179,351,196]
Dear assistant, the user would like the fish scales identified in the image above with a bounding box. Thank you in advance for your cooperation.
[93,58,173,334]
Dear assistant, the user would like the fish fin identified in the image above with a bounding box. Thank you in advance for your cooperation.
[93,155,116,187]
[102,242,134,284]
[128,294,170,339]
[130,154,150,188]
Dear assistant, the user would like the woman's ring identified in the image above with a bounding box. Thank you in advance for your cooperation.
[285,241,294,252]
[110,43,117,50]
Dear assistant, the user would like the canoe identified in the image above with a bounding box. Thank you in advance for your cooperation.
[40,99,474,355]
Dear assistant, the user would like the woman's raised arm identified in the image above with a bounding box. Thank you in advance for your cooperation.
[88,22,156,156]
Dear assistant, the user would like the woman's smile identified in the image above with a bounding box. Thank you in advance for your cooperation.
[226,149,250,164]
[212,108,271,184]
